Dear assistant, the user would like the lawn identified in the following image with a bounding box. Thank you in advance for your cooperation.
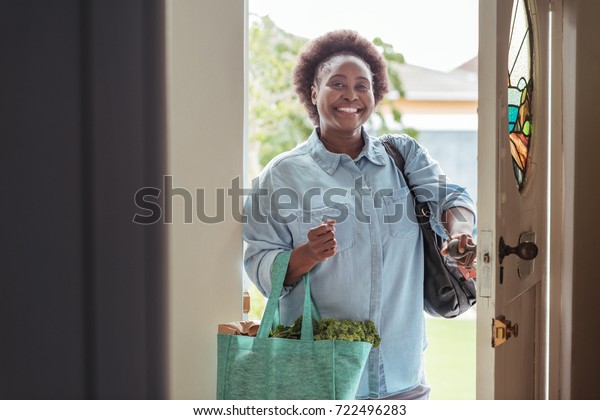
[424,317,476,400]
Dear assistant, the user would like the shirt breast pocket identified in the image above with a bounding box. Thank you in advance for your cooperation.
[293,204,355,252]
[382,186,419,240]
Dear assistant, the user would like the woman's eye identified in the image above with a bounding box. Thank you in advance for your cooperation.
[331,82,344,88]
[357,84,369,91]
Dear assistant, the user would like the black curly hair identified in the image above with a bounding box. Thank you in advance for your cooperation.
[293,29,389,126]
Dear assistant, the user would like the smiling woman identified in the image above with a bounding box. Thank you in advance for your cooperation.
[243,29,477,400]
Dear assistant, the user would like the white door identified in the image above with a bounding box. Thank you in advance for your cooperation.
[477,0,549,399]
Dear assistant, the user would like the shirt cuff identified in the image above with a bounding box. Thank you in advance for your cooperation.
[257,249,296,298]
[430,199,476,239]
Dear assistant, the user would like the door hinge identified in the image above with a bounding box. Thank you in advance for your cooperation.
[492,316,519,348]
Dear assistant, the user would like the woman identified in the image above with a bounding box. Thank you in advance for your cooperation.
[243,29,476,400]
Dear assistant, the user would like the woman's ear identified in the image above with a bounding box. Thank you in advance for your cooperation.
[310,85,317,105]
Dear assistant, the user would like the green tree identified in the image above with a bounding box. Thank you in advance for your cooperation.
[248,16,312,171]
[249,15,416,176]
[367,37,418,139]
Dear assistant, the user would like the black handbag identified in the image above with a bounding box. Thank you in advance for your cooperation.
[381,135,477,318]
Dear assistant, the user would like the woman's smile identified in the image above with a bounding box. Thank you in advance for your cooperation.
[336,107,362,114]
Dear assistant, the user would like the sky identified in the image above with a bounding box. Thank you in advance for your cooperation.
[248,0,478,72]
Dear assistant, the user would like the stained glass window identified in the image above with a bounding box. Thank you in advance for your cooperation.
[508,0,533,191]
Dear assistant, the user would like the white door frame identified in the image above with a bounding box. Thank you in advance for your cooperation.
[476,0,503,399]
[166,0,248,399]
[547,0,565,400]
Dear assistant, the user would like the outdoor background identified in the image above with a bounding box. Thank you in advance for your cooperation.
[246,0,478,400]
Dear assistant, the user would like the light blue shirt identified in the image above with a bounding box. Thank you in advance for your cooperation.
[243,128,476,398]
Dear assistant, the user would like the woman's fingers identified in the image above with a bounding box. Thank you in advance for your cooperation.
[450,234,476,268]
[308,219,335,236]
[457,251,476,268]
[307,220,335,241]
[443,233,477,266]
[307,220,337,261]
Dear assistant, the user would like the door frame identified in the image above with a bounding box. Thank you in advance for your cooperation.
[476,0,502,399]
[166,0,247,399]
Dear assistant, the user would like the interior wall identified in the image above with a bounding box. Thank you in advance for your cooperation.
[565,0,600,400]
[166,0,246,399]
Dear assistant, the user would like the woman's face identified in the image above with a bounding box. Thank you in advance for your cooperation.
[311,55,375,135]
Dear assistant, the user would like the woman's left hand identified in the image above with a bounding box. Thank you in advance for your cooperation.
[441,233,476,268]
[441,207,476,267]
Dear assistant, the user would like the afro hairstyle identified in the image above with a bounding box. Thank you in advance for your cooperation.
[293,29,389,126]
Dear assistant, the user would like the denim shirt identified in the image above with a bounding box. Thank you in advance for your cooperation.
[243,128,476,398]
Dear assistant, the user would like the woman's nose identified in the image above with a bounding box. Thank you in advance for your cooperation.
[343,88,358,101]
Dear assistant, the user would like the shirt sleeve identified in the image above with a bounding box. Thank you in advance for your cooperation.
[391,134,477,238]
[243,172,295,298]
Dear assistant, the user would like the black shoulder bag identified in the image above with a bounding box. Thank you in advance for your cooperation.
[381,135,477,318]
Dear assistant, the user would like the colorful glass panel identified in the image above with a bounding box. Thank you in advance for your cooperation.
[508,0,533,191]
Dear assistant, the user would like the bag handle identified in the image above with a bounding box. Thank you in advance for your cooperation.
[382,135,459,239]
[381,134,412,192]
[381,135,406,170]
[256,251,320,341]
[382,135,433,217]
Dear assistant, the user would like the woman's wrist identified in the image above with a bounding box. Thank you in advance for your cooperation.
[284,244,319,286]
[442,207,475,239]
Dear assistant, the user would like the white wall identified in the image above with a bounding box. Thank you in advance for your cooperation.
[166,0,246,399]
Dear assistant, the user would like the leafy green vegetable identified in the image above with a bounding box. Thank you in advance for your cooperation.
[269,316,381,348]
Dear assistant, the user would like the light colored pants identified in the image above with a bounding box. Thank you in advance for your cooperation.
[370,364,431,400]
[379,381,431,400]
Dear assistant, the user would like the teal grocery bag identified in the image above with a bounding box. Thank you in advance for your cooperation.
[216,251,372,399]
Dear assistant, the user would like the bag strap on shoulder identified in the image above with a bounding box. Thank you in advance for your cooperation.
[381,134,418,200]
[380,134,406,175]
[382,135,433,225]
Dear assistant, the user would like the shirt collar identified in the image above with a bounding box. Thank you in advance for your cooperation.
[307,127,388,175]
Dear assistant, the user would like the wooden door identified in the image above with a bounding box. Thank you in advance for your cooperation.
[477,0,549,399]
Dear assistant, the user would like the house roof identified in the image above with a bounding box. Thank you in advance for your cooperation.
[456,57,478,73]
[392,57,478,101]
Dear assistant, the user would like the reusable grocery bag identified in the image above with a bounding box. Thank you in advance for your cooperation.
[216,251,372,400]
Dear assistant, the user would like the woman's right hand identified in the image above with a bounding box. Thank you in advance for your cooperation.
[306,219,337,263]
[284,219,337,286]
